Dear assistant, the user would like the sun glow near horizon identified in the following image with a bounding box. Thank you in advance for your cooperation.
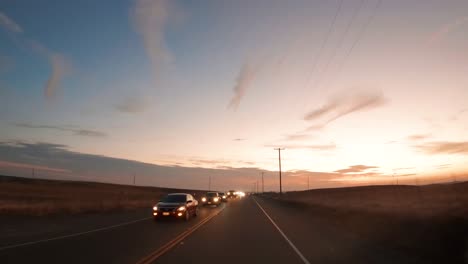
[1,0,468,190]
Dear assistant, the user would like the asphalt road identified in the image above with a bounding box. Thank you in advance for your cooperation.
[0,202,224,264]
[0,196,310,264]
[156,196,305,264]
[2,196,464,264]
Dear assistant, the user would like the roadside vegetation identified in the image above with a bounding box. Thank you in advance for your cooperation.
[260,181,468,263]
[0,175,206,216]
[277,181,468,217]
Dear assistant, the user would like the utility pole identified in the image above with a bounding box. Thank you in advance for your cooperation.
[133,174,136,185]
[261,172,265,193]
[274,148,285,195]
[208,176,211,191]
[256,180,259,193]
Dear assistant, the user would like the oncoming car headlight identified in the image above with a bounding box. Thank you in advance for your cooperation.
[177,206,186,211]
[222,195,226,199]
[201,197,207,202]
[227,192,231,195]
[153,206,158,211]
[213,197,219,202]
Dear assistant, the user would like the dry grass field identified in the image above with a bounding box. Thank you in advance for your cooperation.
[0,175,206,216]
[262,181,468,263]
[280,181,468,218]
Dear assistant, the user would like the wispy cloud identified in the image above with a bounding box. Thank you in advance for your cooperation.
[0,141,266,190]
[190,158,256,168]
[428,16,468,45]
[0,12,23,33]
[434,164,451,169]
[450,108,468,121]
[265,143,336,151]
[73,130,107,137]
[114,96,149,113]
[334,165,379,174]
[0,160,69,173]
[0,11,70,100]
[304,124,325,132]
[414,141,468,155]
[407,133,431,141]
[44,53,71,100]
[190,159,227,165]
[393,167,415,171]
[282,133,314,141]
[304,90,388,126]
[233,138,246,141]
[15,123,107,138]
[227,63,259,111]
[132,0,172,73]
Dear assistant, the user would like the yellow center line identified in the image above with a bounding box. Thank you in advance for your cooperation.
[135,206,225,264]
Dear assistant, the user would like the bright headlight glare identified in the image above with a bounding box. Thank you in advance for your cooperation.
[201,197,207,202]
[153,206,158,211]
[222,196,226,199]
[213,197,219,202]
[227,192,230,195]
[177,206,186,211]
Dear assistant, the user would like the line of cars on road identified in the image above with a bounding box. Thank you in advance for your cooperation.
[152,190,245,222]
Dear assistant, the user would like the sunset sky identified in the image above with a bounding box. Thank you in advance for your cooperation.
[1,0,467,191]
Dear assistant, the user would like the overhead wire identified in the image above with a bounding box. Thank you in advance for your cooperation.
[308,0,367,96]
[323,0,383,90]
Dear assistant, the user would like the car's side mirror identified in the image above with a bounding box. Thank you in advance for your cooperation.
[186,200,192,204]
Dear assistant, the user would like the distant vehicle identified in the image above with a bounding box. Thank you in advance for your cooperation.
[227,190,238,198]
[201,192,221,206]
[152,193,198,221]
[237,191,246,198]
[219,192,228,202]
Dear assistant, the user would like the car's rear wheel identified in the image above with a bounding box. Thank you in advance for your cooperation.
[193,207,198,217]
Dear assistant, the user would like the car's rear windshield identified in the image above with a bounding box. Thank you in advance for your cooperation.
[160,194,186,203]
[219,192,225,195]
[206,192,217,197]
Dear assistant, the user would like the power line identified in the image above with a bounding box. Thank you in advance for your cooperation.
[303,0,344,91]
[326,0,383,89]
[310,0,366,93]
[289,0,345,116]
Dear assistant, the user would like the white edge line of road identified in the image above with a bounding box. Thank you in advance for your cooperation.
[253,197,311,264]
[0,216,152,251]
